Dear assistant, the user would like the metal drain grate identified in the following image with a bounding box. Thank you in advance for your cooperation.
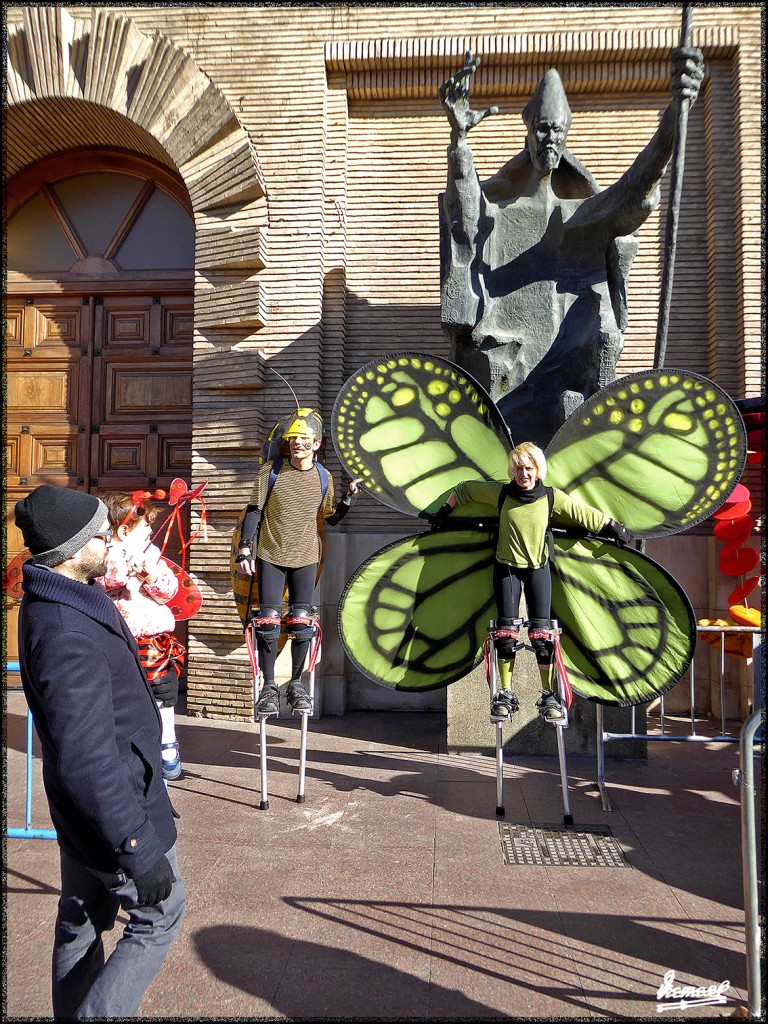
[499,822,629,867]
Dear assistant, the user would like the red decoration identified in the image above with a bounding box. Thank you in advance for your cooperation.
[729,605,761,628]
[718,546,759,576]
[162,557,203,620]
[2,550,31,601]
[707,479,760,639]
[712,498,752,520]
[718,482,750,506]
[151,478,209,570]
[713,515,753,542]
[728,576,760,604]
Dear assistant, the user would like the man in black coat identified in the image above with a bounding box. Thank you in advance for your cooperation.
[14,484,186,1019]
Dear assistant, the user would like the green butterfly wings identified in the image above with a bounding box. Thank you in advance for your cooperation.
[338,529,695,705]
[338,528,496,691]
[333,355,745,706]
[550,537,696,706]
[332,353,513,521]
[546,370,747,538]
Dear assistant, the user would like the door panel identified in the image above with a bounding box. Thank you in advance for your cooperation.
[4,289,193,676]
[5,298,93,491]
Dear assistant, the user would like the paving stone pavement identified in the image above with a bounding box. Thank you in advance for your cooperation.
[3,689,760,1020]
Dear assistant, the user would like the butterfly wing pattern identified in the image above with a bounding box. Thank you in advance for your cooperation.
[333,356,746,707]
[549,538,696,706]
[545,370,747,537]
[339,528,497,691]
[332,353,513,520]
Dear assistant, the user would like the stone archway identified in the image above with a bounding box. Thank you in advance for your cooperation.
[5,6,270,717]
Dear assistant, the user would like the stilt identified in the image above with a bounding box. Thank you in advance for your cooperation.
[553,712,573,827]
[258,709,273,810]
[296,624,320,803]
[487,622,506,816]
[485,618,574,824]
[246,613,321,810]
[549,620,573,827]
[6,704,57,840]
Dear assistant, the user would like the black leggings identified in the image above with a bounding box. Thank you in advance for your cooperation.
[256,559,316,683]
[493,561,554,667]
[493,560,551,624]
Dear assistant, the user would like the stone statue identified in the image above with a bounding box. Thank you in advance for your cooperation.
[439,48,705,446]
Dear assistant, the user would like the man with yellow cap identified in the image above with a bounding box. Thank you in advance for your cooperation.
[236,408,361,714]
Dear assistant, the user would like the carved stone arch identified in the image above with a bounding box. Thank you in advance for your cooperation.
[6,6,270,718]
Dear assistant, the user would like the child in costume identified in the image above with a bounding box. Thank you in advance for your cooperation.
[98,491,186,779]
[236,407,361,715]
[432,442,633,722]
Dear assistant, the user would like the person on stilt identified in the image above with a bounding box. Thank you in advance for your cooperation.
[98,491,187,780]
[236,408,362,715]
[429,442,633,722]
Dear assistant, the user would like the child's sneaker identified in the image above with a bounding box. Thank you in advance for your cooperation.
[161,742,183,781]
[490,689,519,722]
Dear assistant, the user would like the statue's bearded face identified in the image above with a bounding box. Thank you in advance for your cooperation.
[527,119,569,173]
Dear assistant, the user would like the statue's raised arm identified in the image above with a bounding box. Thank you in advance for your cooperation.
[439,51,499,140]
[439,52,498,340]
[574,46,706,238]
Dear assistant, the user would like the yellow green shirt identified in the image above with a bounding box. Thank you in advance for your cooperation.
[453,480,606,569]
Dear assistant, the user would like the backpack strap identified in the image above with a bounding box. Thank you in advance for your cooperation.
[497,482,511,513]
[265,456,283,504]
[316,462,329,502]
[546,487,555,564]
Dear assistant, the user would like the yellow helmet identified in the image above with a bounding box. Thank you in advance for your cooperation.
[282,407,323,440]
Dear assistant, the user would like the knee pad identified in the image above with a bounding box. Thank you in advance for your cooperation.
[493,617,519,659]
[528,619,554,665]
[284,605,317,643]
[251,607,281,642]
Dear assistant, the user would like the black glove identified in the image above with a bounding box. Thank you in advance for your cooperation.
[599,518,633,547]
[134,855,174,907]
[420,502,452,529]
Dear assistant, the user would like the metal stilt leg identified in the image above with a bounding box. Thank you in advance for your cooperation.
[6,707,57,840]
[258,711,272,810]
[296,711,310,804]
[548,620,573,827]
[487,623,506,816]
[296,629,320,803]
[554,719,573,827]
[245,620,277,810]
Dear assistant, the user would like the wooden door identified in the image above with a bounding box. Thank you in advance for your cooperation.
[4,290,193,669]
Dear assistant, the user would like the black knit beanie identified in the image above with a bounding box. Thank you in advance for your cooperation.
[14,485,108,567]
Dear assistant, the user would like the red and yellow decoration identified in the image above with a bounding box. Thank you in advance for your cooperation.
[698,479,761,658]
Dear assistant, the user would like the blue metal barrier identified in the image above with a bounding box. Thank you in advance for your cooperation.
[5,667,57,841]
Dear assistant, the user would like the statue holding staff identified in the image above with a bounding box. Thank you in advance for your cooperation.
[439,47,705,446]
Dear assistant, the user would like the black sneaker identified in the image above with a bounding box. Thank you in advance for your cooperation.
[536,690,565,722]
[287,681,312,714]
[490,690,519,722]
[256,684,279,716]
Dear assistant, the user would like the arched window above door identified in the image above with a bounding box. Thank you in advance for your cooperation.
[5,149,194,278]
